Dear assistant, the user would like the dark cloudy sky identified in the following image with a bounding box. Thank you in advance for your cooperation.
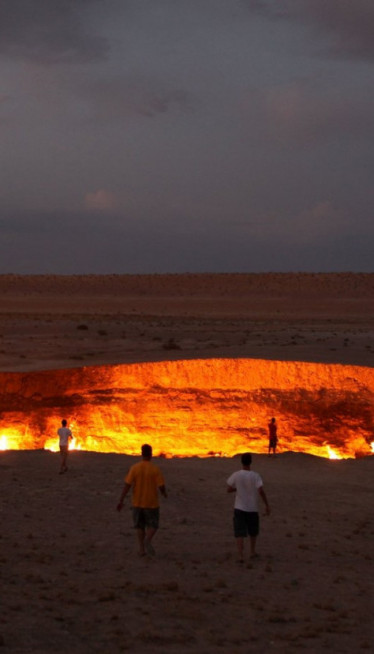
[1,0,373,273]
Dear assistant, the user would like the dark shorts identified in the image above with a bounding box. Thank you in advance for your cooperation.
[269,438,277,448]
[233,509,259,538]
[132,507,160,530]
[59,445,68,455]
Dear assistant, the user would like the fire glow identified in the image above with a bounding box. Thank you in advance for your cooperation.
[0,358,373,459]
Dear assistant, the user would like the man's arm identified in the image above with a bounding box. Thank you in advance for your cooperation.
[227,484,236,493]
[259,487,270,515]
[117,482,131,511]
[159,484,167,498]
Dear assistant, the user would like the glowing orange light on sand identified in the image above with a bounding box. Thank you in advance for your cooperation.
[0,358,374,459]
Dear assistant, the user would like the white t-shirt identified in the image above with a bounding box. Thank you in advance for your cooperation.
[58,426,72,447]
[227,469,263,512]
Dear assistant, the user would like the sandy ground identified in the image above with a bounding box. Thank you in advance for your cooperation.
[1,450,373,653]
[1,273,374,371]
[0,274,373,652]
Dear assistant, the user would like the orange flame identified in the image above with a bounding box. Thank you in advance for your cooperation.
[0,427,32,451]
[0,358,374,459]
[325,446,342,460]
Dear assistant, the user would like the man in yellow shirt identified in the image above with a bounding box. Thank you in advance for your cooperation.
[117,444,167,556]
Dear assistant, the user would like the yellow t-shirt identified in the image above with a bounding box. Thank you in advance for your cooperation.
[125,460,165,508]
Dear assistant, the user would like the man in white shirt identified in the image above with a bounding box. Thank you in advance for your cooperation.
[227,453,270,562]
[57,419,73,474]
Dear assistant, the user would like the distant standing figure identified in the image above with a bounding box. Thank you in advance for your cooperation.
[57,419,72,474]
[117,444,167,557]
[227,453,270,562]
[268,417,278,455]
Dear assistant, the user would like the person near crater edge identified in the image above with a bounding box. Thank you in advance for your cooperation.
[117,444,167,557]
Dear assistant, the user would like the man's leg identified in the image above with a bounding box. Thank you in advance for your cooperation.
[143,509,160,555]
[133,509,147,556]
[59,447,67,473]
[250,536,257,557]
[144,527,157,555]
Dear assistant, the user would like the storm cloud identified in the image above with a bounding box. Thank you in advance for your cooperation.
[0,1,373,273]
[247,0,374,60]
[0,0,108,64]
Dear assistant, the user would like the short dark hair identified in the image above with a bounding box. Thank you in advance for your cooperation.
[141,444,152,458]
[241,452,252,466]
[62,419,67,427]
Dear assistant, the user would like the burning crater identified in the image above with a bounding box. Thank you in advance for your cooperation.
[0,358,374,459]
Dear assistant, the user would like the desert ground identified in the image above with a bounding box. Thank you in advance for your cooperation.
[1,272,374,371]
[0,273,373,653]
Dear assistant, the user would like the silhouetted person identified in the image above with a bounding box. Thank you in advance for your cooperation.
[227,453,270,562]
[57,419,72,474]
[268,417,278,456]
[117,444,167,556]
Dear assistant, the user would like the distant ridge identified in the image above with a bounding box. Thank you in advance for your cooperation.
[1,272,374,297]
